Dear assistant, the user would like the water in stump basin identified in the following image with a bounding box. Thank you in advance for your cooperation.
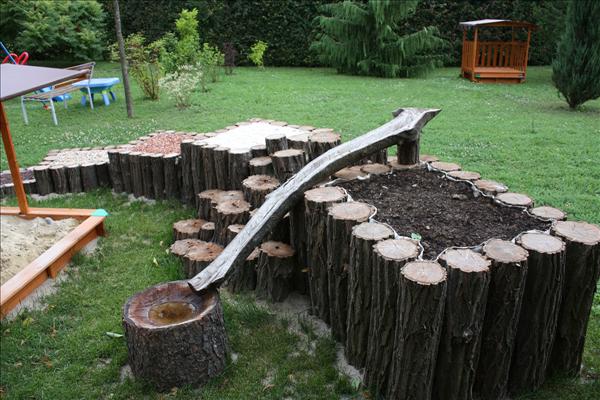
[149,301,197,326]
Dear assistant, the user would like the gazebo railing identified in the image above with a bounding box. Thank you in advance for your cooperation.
[462,40,528,71]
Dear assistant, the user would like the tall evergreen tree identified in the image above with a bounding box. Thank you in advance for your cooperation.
[311,0,445,78]
[552,0,600,109]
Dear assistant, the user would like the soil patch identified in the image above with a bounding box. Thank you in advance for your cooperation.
[131,133,196,154]
[1,169,34,186]
[338,169,549,259]
[1,216,79,285]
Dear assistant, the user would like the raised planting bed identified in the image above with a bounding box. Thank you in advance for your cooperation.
[0,168,36,197]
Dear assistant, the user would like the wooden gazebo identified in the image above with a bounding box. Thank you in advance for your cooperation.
[459,19,537,83]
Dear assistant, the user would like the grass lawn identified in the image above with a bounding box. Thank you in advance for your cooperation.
[1,63,599,399]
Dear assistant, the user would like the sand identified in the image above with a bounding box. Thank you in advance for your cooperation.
[203,122,308,151]
[0,216,80,285]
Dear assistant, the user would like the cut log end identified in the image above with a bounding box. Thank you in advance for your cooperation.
[440,248,491,272]
[304,186,346,203]
[401,260,447,285]
[475,179,508,195]
[420,154,439,162]
[352,221,395,241]
[483,239,529,264]
[497,192,534,207]
[374,238,419,261]
[170,239,204,257]
[173,219,207,240]
[328,201,375,222]
[431,161,461,172]
[519,232,565,254]
[260,241,295,258]
[552,220,600,246]
[215,199,251,215]
[448,170,481,181]
[334,166,368,181]
[361,163,392,175]
[531,206,566,221]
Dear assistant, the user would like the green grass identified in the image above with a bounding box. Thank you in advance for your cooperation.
[1,63,599,399]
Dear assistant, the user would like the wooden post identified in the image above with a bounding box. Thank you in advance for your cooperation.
[272,149,305,182]
[150,154,165,199]
[213,200,251,246]
[81,162,99,191]
[128,152,143,197]
[265,133,288,155]
[66,164,83,193]
[190,141,206,196]
[49,165,69,194]
[118,150,133,193]
[163,153,180,200]
[471,27,479,81]
[180,139,195,204]
[226,247,260,293]
[242,174,280,208]
[96,161,111,188]
[228,149,252,190]
[213,146,230,189]
[256,241,296,302]
[182,242,224,278]
[0,102,29,214]
[249,156,274,176]
[107,149,123,193]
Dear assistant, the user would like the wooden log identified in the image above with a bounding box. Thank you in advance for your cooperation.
[496,192,533,208]
[326,202,376,342]
[81,162,99,192]
[420,154,439,162]
[309,132,341,160]
[431,161,461,172]
[173,219,207,241]
[249,156,274,176]
[197,189,223,221]
[474,239,529,400]
[32,165,53,195]
[265,133,288,155]
[49,165,68,194]
[96,161,111,188]
[447,170,481,181]
[128,152,144,197]
[140,154,154,198]
[150,154,165,199]
[123,282,228,391]
[361,163,392,175]
[548,221,600,377]
[226,248,260,293]
[433,249,491,400]
[508,232,566,395]
[198,222,215,242]
[364,238,420,393]
[213,146,230,189]
[396,138,420,165]
[359,148,388,165]
[272,149,306,182]
[288,132,312,162]
[334,165,368,181]
[386,261,447,400]
[190,141,205,196]
[107,149,124,193]
[228,149,253,190]
[256,241,296,302]
[188,108,440,293]
[242,174,281,208]
[163,153,181,200]
[216,190,245,204]
[119,150,133,194]
[170,239,203,259]
[250,144,268,158]
[182,241,224,278]
[474,179,508,196]
[23,179,37,195]
[213,200,251,245]
[346,222,395,368]
[226,224,245,245]
[531,206,566,221]
[180,139,195,204]
[304,187,347,323]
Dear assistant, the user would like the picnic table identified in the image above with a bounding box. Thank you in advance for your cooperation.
[74,77,120,106]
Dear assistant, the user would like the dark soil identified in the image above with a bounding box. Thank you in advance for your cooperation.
[0,169,34,186]
[338,168,549,259]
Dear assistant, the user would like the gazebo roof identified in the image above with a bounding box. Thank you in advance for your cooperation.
[459,19,537,29]
[0,64,89,101]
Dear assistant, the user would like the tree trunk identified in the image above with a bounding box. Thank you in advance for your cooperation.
[386,261,447,400]
[163,153,181,200]
[197,189,223,221]
[173,219,208,241]
[309,132,341,161]
[508,233,566,395]
[265,133,288,155]
[304,186,347,323]
[113,0,134,118]
[81,162,99,192]
[272,149,305,182]
[249,156,274,176]
[118,150,133,194]
[128,152,143,197]
[548,221,600,377]
[255,241,296,302]
[364,238,419,394]
[228,149,253,190]
[123,282,227,391]
[346,222,394,368]
[213,146,230,189]
[182,241,224,278]
[150,154,165,199]
[396,138,420,165]
[433,249,491,400]
[49,165,68,194]
[65,164,83,193]
[242,174,280,208]
[180,139,195,204]
[213,199,251,246]
[473,239,529,400]
[107,149,123,193]
[32,165,53,195]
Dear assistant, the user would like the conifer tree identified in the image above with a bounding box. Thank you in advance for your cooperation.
[552,0,600,109]
[311,0,445,78]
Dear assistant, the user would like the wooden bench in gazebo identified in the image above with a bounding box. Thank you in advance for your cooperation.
[459,19,536,83]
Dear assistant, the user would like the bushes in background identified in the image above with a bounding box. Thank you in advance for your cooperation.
[248,41,268,69]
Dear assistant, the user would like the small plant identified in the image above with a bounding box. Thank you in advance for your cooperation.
[160,65,203,109]
[248,40,268,69]
[223,42,237,75]
[174,8,201,67]
[198,43,225,87]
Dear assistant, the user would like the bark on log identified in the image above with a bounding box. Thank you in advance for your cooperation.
[346,222,395,368]
[309,132,341,161]
[107,149,123,193]
[242,174,281,208]
[304,187,347,323]
[228,149,253,190]
[96,161,111,188]
[250,144,268,158]
[128,152,144,197]
[65,164,83,193]
[119,150,133,194]
[49,165,68,194]
[256,241,296,302]
[140,154,154,198]
[249,156,274,176]
[474,239,529,400]
[226,248,260,293]
[327,202,376,342]
[288,133,312,162]
[123,282,227,391]
[180,139,195,204]
[396,138,420,165]
[265,133,288,155]
[364,238,420,393]
[163,153,180,200]
[182,241,224,278]
[508,233,566,395]
[173,219,208,241]
[272,149,306,182]
[213,199,251,245]
[386,261,447,400]
[226,224,245,245]
[197,189,223,221]
[213,146,230,190]
[32,165,53,195]
[433,249,491,400]
[81,162,99,191]
[548,221,600,377]
[150,154,165,199]
[199,222,215,242]
[190,141,206,196]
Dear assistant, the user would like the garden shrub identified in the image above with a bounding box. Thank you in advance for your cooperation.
[160,65,203,109]
[552,0,600,109]
[174,8,201,68]
[199,43,225,85]
[248,41,268,69]
[223,42,237,75]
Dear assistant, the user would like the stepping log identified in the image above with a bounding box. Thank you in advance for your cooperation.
[508,233,565,395]
[228,149,253,190]
[474,239,529,400]
[173,219,207,241]
[197,189,223,221]
[346,222,395,368]
[249,156,274,176]
[225,224,245,245]
[65,164,83,193]
[128,152,143,197]
[288,133,312,161]
[327,202,376,342]
[431,161,461,172]
[334,165,368,181]
[474,179,508,196]
[242,174,280,208]
[496,192,533,208]
[433,249,491,400]
[364,238,420,394]
[361,163,391,175]
[531,206,566,221]
[163,153,181,200]
[182,241,224,278]
[32,165,53,195]
[303,186,347,322]
[118,150,133,194]
[309,132,341,160]
[272,149,306,182]
[386,261,447,400]
[81,162,99,191]
[265,133,288,155]
[170,238,204,259]
[226,248,260,293]
[123,282,228,391]
[107,149,124,193]
[548,221,600,377]
[49,165,68,194]
[250,144,268,158]
[448,170,481,181]
[256,241,296,302]
[213,200,251,245]
[420,154,439,162]
[198,222,215,242]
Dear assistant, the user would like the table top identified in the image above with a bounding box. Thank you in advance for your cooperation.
[0,64,89,101]
[73,78,120,88]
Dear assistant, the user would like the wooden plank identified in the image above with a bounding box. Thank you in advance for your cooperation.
[188,108,441,293]
[0,206,98,220]
[1,102,29,214]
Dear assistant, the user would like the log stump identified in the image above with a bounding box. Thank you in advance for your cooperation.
[182,241,224,278]
[250,144,268,158]
[214,199,251,245]
[226,224,245,245]
[213,146,230,189]
[396,138,420,165]
[150,154,165,199]
[304,186,347,323]
[170,238,203,259]
[81,162,99,192]
[288,132,312,162]
[360,163,392,176]
[548,221,600,377]
[433,249,491,400]
[309,132,341,160]
[173,219,207,241]
[386,261,447,400]
[201,143,218,191]
[242,174,281,208]
[180,139,195,204]
[49,165,68,194]
[32,165,53,195]
[256,241,296,302]
[197,189,223,221]
[96,161,111,188]
[496,192,533,208]
[107,149,124,193]
[140,154,154,198]
[128,152,143,197]
[119,150,133,194]
[272,149,306,182]
[163,153,181,200]
[327,202,375,342]
[531,206,566,221]
[198,222,215,242]
[474,179,508,196]
[346,222,395,368]
[364,238,420,394]
[265,133,288,155]
[249,156,274,176]
[66,164,83,193]
[474,239,529,400]
[508,232,566,395]
[190,141,206,196]
[228,149,253,190]
[123,282,228,391]
[227,247,260,293]
[334,165,368,181]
